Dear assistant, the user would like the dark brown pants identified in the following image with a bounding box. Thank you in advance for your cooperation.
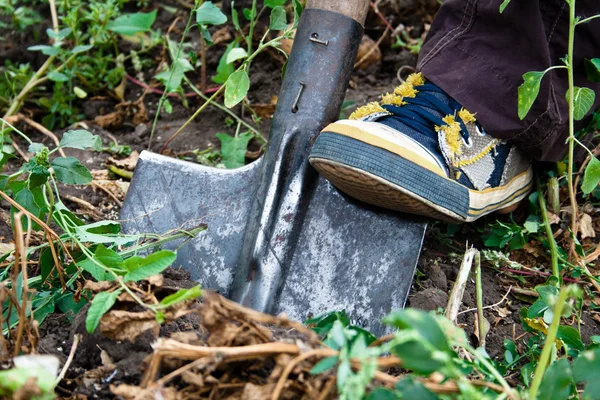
[418,0,600,161]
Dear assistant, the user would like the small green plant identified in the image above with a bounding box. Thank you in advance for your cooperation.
[157,0,302,164]
[511,0,599,245]
[308,282,599,400]
[1,0,161,129]
[0,122,204,341]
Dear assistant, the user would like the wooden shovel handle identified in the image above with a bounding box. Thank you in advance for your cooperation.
[305,0,370,26]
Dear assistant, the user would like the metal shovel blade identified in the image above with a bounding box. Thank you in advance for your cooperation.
[121,7,427,335]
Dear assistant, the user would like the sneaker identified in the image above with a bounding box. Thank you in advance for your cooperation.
[308,73,533,223]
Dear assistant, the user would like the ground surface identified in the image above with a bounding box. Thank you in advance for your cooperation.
[1,1,599,399]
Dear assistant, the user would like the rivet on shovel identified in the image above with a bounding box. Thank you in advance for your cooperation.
[291,82,306,113]
[309,32,329,46]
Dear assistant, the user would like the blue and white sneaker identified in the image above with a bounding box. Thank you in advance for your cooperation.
[309,73,533,223]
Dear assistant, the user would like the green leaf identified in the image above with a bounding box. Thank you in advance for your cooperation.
[107,10,157,36]
[28,143,45,154]
[0,367,57,396]
[160,285,202,307]
[28,44,59,56]
[567,86,596,121]
[51,157,93,185]
[71,44,93,54]
[86,289,122,333]
[582,157,600,194]
[523,215,540,233]
[59,130,102,151]
[123,250,177,282]
[585,58,600,83]
[48,27,72,41]
[213,39,241,84]
[73,86,87,99]
[29,165,50,188]
[538,358,575,400]
[47,71,68,82]
[366,388,398,400]
[13,187,46,229]
[556,325,584,355]
[77,244,124,282]
[216,132,253,169]
[384,310,451,375]
[265,0,286,7]
[310,356,338,375]
[226,47,248,64]
[395,377,437,400]
[196,2,227,26]
[155,58,194,93]
[269,6,288,31]
[292,0,304,28]
[224,70,250,108]
[232,7,240,30]
[384,309,450,353]
[83,220,121,234]
[573,349,600,399]
[518,71,545,120]
[499,0,512,13]
[56,292,88,323]
[390,340,446,375]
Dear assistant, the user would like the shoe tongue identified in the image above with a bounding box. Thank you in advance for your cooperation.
[376,87,459,174]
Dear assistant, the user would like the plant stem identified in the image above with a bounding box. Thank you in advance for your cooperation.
[149,2,199,149]
[566,0,578,253]
[537,180,560,279]
[577,14,600,25]
[3,57,56,118]
[183,76,265,141]
[474,251,486,349]
[161,35,282,152]
[246,0,258,70]
[464,343,515,398]
[160,85,225,152]
[528,287,569,400]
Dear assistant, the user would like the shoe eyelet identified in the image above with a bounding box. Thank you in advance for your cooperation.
[476,126,486,136]
[462,136,473,148]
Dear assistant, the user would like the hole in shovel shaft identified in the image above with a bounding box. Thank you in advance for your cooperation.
[291,82,306,113]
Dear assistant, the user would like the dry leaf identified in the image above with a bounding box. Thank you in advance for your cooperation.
[494,306,512,318]
[13,377,42,400]
[84,280,114,293]
[106,151,140,171]
[473,315,490,347]
[111,384,180,400]
[523,242,543,258]
[95,110,124,129]
[355,34,381,69]
[182,371,205,387]
[146,274,164,287]
[113,76,127,101]
[0,242,14,258]
[250,103,276,119]
[212,26,231,45]
[83,364,116,387]
[241,383,275,400]
[579,213,596,239]
[100,310,160,341]
[592,314,600,324]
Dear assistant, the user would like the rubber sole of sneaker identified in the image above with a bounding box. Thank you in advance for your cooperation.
[309,131,533,223]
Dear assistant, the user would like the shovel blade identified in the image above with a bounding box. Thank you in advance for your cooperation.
[121,151,262,294]
[273,177,426,334]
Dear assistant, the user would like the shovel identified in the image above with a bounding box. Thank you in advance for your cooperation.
[121,0,427,335]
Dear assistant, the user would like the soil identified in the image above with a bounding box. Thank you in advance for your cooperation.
[1,1,599,399]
